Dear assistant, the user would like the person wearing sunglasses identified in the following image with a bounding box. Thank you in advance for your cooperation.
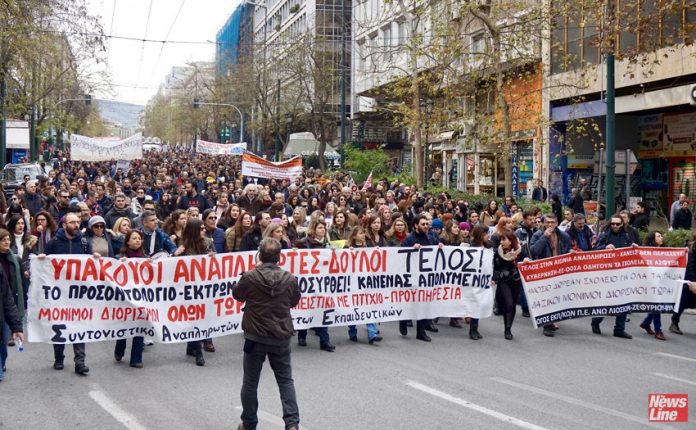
[83,216,115,259]
[590,215,634,339]
[202,209,226,253]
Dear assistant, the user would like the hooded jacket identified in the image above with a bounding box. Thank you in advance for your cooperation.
[233,262,301,346]
[45,228,89,255]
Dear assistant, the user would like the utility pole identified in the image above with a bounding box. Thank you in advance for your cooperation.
[0,77,6,167]
[604,0,616,218]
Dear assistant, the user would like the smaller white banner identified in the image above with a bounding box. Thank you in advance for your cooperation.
[71,133,143,161]
[196,139,246,155]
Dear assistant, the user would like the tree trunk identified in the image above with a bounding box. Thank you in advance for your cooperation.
[472,7,512,197]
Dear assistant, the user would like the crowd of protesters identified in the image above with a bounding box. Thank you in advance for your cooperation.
[0,147,695,380]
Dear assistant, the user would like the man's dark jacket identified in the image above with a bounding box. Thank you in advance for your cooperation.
[233,262,301,346]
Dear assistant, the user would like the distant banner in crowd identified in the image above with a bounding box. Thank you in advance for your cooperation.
[28,246,494,344]
[70,133,143,161]
[196,139,246,155]
[518,247,688,328]
[241,152,303,180]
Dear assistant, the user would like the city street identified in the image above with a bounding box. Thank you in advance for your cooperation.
[3,313,695,430]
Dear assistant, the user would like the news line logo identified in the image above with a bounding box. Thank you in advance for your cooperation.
[648,393,688,422]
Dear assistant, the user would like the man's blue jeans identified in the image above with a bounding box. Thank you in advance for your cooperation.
[347,323,378,340]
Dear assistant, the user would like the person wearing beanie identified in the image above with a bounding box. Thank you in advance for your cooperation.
[84,215,115,258]
[432,218,444,234]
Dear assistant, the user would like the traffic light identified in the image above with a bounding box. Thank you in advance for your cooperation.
[193,98,200,109]
[84,94,92,105]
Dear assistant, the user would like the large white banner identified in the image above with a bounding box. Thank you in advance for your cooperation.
[518,247,688,328]
[28,246,494,344]
[241,152,304,180]
[196,139,246,155]
[70,133,143,161]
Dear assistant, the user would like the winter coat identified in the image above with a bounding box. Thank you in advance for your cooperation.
[24,192,44,216]
[515,225,537,260]
[530,228,572,259]
[401,231,439,248]
[566,225,594,252]
[232,262,301,346]
[45,228,89,255]
[672,209,693,230]
[294,235,329,249]
[104,206,136,230]
[0,251,23,341]
[140,228,178,257]
[593,229,632,250]
[0,251,25,321]
[206,227,226,253]
[236,195,263,216]
[240,227,264,251]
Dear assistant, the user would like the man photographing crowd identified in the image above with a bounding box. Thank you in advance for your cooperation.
[233,238,301,430]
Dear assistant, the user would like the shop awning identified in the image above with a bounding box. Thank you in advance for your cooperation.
[283,132,340,160]
[428,130,456,144]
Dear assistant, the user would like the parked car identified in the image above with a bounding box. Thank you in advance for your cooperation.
[1,163,46,198]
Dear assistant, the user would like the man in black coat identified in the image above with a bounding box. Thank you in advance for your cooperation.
[399,214,441,342]
[233,238,301,430]
[178,180,211,212]
[591,215,633,340]
[672,201,693,230]
[40,212,92,375]
[532,179,548,202]
[630,201,650,231]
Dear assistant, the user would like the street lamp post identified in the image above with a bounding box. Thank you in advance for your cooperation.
[192,100,244,143]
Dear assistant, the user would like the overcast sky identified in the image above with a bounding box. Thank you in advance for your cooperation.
[87,0,242,106]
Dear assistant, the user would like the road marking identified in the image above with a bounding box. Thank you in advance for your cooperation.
[653,372,696,387]
[89,387,146,430]
[406,380,549,430]
[655,352,696,363]
[234,406,309,430]
[490,377,676,430]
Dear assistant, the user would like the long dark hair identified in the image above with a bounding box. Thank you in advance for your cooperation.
[120,230,144,255]
[499,230,520,250]
[471,225,490,248]
[644,231,663,247]
[6,215,30,245]
[181,218,207,255]
[32,210,57,234]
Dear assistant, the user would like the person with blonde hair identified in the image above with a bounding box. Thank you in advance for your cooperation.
[263,223,290,249]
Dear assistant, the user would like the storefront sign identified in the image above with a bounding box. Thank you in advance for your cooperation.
[638,114,663,158]
[663,113,696,157]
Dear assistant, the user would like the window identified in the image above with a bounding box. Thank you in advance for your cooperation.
[382,25,392,59]
[368,33,378,70]
[397,19,407,45]
[471,32,485,67]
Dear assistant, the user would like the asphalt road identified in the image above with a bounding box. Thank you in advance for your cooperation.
[2,312,695,430]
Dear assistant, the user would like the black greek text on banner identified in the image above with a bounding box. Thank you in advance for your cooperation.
[28,246,494,344]
[518,246,688,328]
